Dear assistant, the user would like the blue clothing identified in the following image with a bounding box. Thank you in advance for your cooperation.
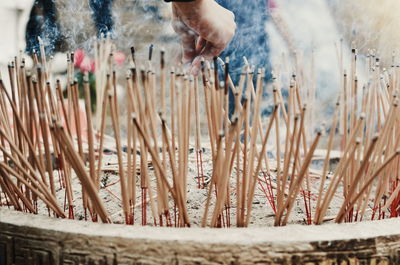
[26,0,63,54]
[89,0,114,38]
[217,0,272,115]
[217,0,272,84]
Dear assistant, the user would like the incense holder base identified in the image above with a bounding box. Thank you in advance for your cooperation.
[1,208,399,265]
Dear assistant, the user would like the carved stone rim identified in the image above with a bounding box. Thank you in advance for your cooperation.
[1,208,400,244]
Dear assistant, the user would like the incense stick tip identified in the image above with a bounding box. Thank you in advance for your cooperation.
[217,57,224,66]
[243,56,249,67]
[148,44,154,61]
[38,36,44,45]
[231,116,239,126]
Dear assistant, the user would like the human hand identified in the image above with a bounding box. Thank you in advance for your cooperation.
[171,0,236,75]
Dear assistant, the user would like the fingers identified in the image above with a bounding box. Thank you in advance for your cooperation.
[190,42,220,76]
[199,41,225,60]
[181,35,225,76]
[190,41,224,75]
[195,37,207,54]
[171,0,236,75]
[197,6,235,53]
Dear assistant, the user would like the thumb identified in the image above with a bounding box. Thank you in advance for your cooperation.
[195,37,207,54]
[199,41,224,61]
[190,42,223,75]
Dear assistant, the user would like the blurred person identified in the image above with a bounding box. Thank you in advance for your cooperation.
[26,0,114,54]
[25,0,292,82]
[25,0,236,71]
[170,0,280,81]
[26,0,296,115]
[170,0,290,115]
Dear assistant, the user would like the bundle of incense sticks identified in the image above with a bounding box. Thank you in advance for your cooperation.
[0,39,399,228]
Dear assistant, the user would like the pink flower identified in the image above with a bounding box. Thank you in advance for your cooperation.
[80,57,92,72]
[74,49,85,68]
[114,52,126,66]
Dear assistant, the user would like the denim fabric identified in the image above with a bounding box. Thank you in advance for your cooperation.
[217,0,272,84]
[89,0,115,38]
[26,0,63,54]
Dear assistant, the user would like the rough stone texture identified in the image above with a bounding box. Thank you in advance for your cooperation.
[1,209,400,264]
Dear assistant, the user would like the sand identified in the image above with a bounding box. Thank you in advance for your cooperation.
[0,137,362,228]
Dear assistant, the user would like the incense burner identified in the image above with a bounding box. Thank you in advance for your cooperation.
[1,208,399,265]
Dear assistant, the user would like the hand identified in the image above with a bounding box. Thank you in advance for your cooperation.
[171,0,236,75]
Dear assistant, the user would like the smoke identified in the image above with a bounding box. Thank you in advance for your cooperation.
[54,0,98,53]
[266,0,369,130]
[268,0,342,97]
[111,0,179,61]
[24,0,382,116]
[50,0,178,60]
[25,0,65,54]
[330,0,400,67]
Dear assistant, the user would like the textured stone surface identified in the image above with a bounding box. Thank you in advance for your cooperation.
[1,209,400,264]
